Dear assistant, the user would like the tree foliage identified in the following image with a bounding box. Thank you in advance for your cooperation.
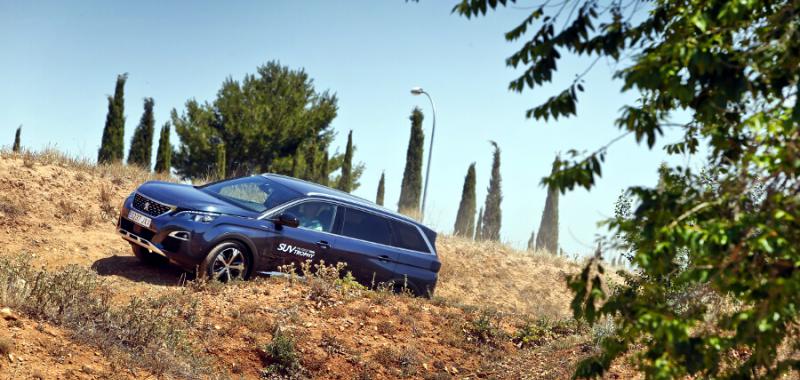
[154,122,172,174]
[456,0,800,378]
[536,156,560,254]
[12,125,21,153]
[527,230,536,251]
[398,107,425,216]
[127,97,156,169]
[98,73,127,164]
[337,130,354,192]
[376,172,386,206]
[474,207,483,241]
[480,141,502,241]
[171,62,358,185]
[454,163,477,237]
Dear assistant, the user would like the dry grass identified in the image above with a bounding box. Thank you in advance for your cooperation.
[436,235,582,318]
[1,147,175,186]
[0,254,214,378]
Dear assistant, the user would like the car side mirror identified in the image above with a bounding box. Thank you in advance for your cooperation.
[274,212,299,228]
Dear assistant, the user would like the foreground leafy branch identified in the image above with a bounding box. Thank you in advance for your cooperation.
[455,0,800,378]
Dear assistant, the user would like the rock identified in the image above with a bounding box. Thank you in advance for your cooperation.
[1,307,18,321]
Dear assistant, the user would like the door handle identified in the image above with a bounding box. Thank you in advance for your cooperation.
[316,240,330,250]
[378,255,391,262]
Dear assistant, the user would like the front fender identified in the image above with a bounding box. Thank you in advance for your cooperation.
[201,220,278,274]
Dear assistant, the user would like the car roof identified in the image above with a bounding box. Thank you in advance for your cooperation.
[262,173,427,229]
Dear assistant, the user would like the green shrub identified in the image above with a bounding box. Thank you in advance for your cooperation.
[260,328,301,376]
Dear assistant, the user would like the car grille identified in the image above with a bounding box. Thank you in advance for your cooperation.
[132,193,172,217]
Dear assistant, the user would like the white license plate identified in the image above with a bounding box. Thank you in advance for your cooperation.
[128,210,152,228]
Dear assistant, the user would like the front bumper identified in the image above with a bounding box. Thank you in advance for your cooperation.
[117,198,208,271]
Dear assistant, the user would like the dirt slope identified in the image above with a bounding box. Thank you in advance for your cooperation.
[0,150,633,379]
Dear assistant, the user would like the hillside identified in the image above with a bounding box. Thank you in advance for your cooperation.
[0,149,634,379]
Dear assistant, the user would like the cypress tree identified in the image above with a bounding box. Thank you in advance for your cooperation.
[337,130,354,192]
[98,73,127,164]
[398,107,424,216]
[303,141,318,181]
[474,207,483,240]
[536,156,560,254]
[527,230,536,251]
[215,143,226,179]
[12,125,21,153]
[480,141,503,241]
[318,151,330,186]
[453,163,477,237]
[127,97,156,169]
[376,172,386,206]
[154,122,171,173]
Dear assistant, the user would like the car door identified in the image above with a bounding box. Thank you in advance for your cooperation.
[272,200,339,273]
[328,207,398,286]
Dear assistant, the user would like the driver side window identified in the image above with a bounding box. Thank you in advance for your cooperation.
[282,201,337,233]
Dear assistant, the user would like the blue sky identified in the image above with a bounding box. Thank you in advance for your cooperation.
[0,1,691,254]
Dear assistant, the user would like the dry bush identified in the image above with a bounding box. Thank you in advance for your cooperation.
[0,335,13,355]
[320,332,347,355]
[373,346,421,376]
[81,211,95,227]
[0,254,212,378]
[463,309,505,347]
[0,196,26,218]
[56,199,79,221]
[98,184,118,221]
[377,320,397,335]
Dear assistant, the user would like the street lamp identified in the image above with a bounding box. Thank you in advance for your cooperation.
[410,86,436,222]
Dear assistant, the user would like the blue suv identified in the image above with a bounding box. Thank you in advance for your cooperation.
[117,174,440,296]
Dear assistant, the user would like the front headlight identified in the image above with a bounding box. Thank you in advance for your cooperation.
[181,211,221,223]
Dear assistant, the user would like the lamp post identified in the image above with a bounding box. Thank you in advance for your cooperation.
[410,87,436,222]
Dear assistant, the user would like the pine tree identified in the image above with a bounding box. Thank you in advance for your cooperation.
[536,156,560,254]
[98,73,127,164]
[376,172,386,206]
[12,125,21,153]
[453,163,477,237]
[337,130,354,192]
[127,98,155,169]
[480,141,503,241]
[474,207,483,241]
[527,230,536,251]
[154,122,171,173]
[398,107,425,216]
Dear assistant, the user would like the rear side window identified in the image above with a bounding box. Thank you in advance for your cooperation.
[390,220,430,253]
[341,208,392,246]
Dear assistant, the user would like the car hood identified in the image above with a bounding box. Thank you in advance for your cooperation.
[136,181,260,218]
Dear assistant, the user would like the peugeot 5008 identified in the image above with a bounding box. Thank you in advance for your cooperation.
[117,174,440,296]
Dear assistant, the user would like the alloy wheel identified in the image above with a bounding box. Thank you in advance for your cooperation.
[210,247,246,282]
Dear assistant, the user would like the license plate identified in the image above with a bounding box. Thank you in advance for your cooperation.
[128,210,152,228]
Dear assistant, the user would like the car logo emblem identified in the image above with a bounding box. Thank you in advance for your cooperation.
[143,201,150,211]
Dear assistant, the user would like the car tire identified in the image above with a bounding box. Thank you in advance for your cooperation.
[130,243,168,266]
[200,241,250,282]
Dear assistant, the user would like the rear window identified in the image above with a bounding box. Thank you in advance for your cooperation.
[390,220,430,253]
[341,208,392,246]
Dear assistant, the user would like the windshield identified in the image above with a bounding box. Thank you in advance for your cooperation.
[199,176,302,213]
